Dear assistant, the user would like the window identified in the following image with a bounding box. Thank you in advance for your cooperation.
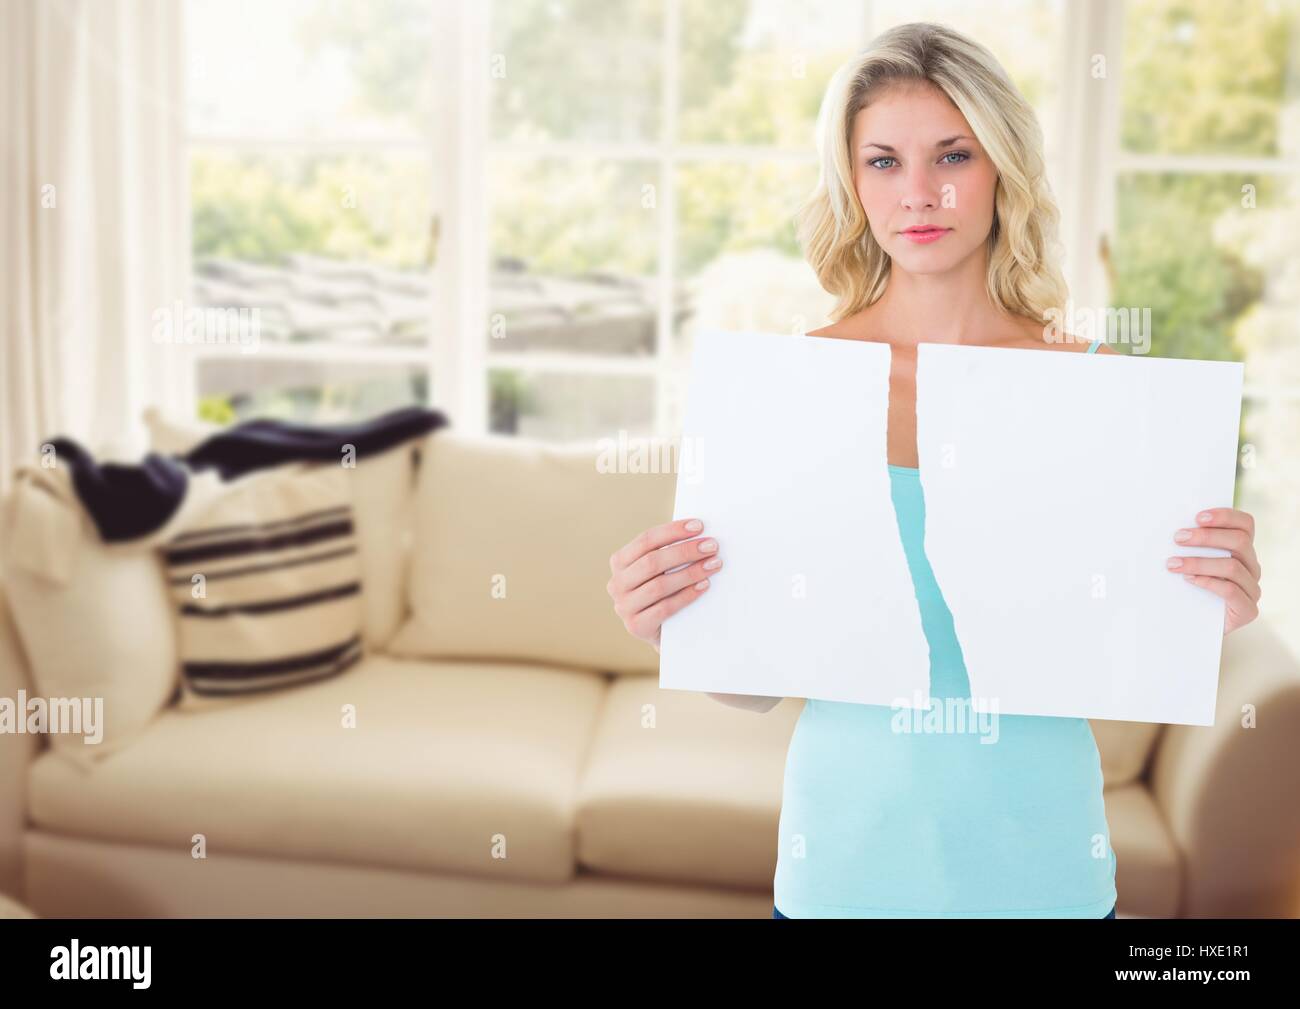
[1107,0,1300,646]
[184,0,437,423]
[182,0,1293,642]
[481,0,1071,441]
[185,0,1075,438]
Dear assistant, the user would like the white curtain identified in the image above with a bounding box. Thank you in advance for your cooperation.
[0,0,192,490]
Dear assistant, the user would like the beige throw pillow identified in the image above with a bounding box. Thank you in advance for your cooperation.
[143,409,416,650]
[161,464,365,708]
[0,468,179,771]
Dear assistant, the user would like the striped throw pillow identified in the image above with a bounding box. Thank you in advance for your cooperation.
[161,463,365,703]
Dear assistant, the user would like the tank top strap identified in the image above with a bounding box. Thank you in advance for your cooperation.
[1086,338,1102,354]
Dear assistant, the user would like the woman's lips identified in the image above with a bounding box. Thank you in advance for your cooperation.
[900,227,950,244]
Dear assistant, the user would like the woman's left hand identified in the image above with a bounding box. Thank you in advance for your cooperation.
[1167,507,1261,635]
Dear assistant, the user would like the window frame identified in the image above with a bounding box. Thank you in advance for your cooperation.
[180,0,1296,437]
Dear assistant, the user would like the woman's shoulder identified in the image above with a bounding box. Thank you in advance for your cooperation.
[805,313,885,344]
[806,299,896,342]
[1007,316,1119,354]
[807,312,1120,354]
[1047,332,1119,354]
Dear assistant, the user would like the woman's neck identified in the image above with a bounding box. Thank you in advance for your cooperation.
[868,248,1024,348]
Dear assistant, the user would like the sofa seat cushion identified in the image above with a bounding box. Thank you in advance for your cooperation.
[576,675,803,889]
[1103,781,1182,917]
[27,656,606,885]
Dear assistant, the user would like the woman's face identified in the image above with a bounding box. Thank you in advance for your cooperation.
[850,82,998,274]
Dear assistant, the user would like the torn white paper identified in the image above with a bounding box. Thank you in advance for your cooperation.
[915,344,1243,726]
[658,329,932,706]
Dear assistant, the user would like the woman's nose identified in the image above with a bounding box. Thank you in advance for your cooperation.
[901,167,941,211]
[901,187,939,211]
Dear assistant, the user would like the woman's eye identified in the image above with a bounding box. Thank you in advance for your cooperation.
[868,151,969,170]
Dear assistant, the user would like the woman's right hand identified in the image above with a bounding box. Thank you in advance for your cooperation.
[606,517,721,653]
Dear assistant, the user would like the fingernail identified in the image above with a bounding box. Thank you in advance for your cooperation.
[1198,511,1213,523]
[703,557,721,569]
[695,579,710,590]
[1166,557,1183,569]
[699,539,717,553]
[1174,530,1192,543]
[1183,573,1196,581]
[685,519,702,532]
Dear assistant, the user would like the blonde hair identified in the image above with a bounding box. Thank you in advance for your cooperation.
[796,21,1068,325]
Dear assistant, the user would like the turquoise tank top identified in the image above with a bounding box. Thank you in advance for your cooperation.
[773,336,1118,917]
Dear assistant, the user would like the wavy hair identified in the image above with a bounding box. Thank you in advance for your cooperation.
[796,21,1068,325]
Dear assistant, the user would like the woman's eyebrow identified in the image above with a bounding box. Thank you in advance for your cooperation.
[860,134,974,152]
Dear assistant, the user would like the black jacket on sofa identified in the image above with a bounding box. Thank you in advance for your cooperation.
[48,406,450,543]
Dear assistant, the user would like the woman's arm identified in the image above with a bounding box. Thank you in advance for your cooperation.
[706,691,785,713]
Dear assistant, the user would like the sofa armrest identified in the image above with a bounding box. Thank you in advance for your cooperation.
[1148,618,1300,917]
[0,583,38,902]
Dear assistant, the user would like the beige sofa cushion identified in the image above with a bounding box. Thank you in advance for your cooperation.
[390,432,675,674]
[0,472,179,771]
[576,675,802,889]
[143,409,418,650]
[27,655,606,884]
[1089,718,1164,786]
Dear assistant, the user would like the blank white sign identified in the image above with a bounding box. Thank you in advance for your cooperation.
[658,330,1244,726]
[916,343,1243,725]
[658,330,933,707]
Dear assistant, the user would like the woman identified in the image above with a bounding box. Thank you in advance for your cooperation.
[605,22,1262,918]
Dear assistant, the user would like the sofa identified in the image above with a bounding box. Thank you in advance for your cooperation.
[1,424,1299,918]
